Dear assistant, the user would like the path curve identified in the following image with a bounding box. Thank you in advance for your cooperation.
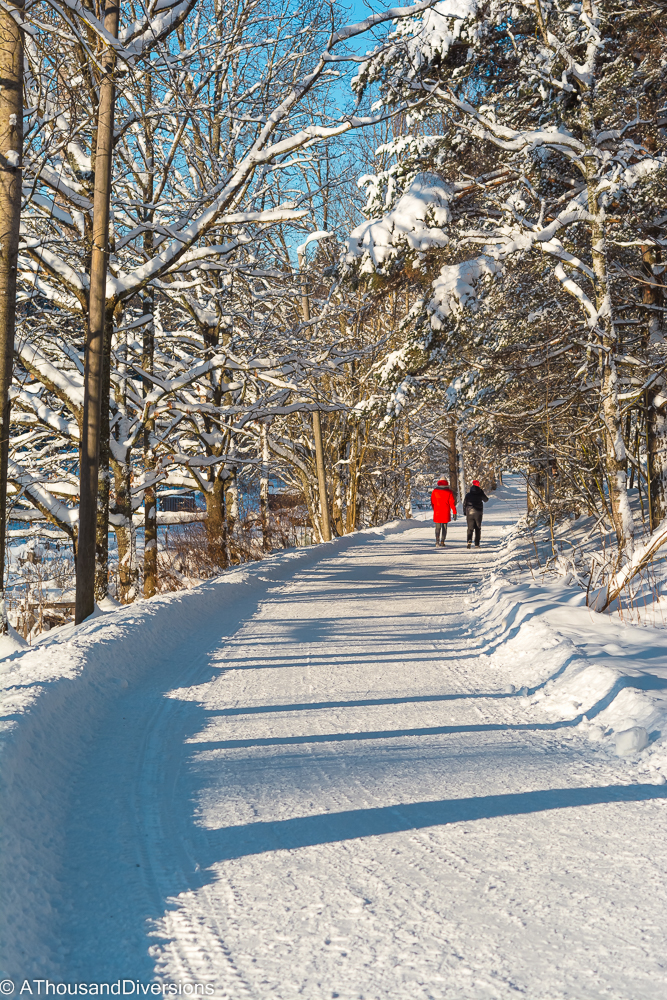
[11,486,667,999]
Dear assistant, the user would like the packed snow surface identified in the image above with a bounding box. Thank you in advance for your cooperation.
[2,479,667,998]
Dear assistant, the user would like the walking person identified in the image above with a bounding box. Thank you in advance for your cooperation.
[430,478,457,548]
[463,479,489,549]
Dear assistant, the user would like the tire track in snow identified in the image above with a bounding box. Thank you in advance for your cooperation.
[134,642,257,996]
[23,490,667,999]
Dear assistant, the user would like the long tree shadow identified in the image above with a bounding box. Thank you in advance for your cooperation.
[194,672,667,750]
[194,783,667,866]
[209,690,519,717]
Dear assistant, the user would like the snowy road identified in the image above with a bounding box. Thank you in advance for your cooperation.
[7,486,667,998]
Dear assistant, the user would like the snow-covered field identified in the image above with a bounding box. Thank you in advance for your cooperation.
[2,479,667,999]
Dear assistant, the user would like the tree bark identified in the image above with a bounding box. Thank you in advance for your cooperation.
[581,63,633,552]
[260,420,270,551]
[113,458,138,602]
[403,419,412,518]
[205,476,228,568]
[311,410,331,541]
[225,452,238,536]
[346,424,359,533]
[446,416,458,501]
[646,396,667,531]
[141,63,158,598]
[457,427,467,504]
[95,317,112,600]
[332,460,344,535]
[142,294,157,596]
[76,1,120,623]
[298,251,331,542]
[643,246,666,530]
[0,0,23,616]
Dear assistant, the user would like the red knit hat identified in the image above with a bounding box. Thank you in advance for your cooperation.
[472,479,480,486]
[438,479,448,485]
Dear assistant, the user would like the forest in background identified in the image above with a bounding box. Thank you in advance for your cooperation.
[0,0,664,636]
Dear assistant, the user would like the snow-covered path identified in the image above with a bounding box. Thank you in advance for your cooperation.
[6,486,667,998]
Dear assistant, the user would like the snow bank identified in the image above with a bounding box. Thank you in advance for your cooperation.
[0,519,414,978]
[615,726,649,756]
[466,550,667,780]
[0,625,28,663]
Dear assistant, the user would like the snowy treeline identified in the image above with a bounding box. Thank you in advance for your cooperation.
[3,0,459,631]
[2,0,666,630]
[342,0,667,608]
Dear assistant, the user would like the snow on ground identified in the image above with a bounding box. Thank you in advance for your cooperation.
[2,478,667,998]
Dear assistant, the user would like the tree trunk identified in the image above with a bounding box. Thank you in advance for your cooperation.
[142,295,157,596]
[298,251,331,542]
[113,458,138,602]
[141,63,158,598]
[95,317,112,600]
[346,425,359,534]
[205,475,228,569]
[403,419,412,518]
[332,461,344,535]
[0,0,23,620]
[581,73,633,553]
[646,396,667,531]
[225,456,238,534]
[457,427,467,504]
[446,416,458,500]
[312,410,331,541]
[260,421,270,551]
[643,246,666,530]
[75,0,120,623]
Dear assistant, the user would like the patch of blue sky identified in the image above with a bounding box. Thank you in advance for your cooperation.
[284,0,401,260]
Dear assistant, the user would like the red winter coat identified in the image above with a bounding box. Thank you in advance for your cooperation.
[431,486,457,523]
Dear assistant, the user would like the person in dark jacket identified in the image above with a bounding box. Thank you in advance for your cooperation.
[430,478,457,547]
[463,480,489,549]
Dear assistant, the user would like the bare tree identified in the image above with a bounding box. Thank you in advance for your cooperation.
[0,0,22,625]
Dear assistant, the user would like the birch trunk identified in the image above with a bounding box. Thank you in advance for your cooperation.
[141,66,158,597]
[446,416,458,501]
[112,457,138,602]
[260,421,270,551]
[580,39,633,553]
[643,246,667,530]
[306,480,322,543]
[457,427,467,503]
[0,0,23,613]
[647,398,667,531]
[225,456,238,535]
[346,425,359,533]
[403,419,412,518]
[142,294,157,596]
[332,462,344,535]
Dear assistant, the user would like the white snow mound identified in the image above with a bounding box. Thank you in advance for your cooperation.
[615,726,649,757]
[0,625,29,666]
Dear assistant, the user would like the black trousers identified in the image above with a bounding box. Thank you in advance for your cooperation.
[435,522,448,545]
[466,510,483,546]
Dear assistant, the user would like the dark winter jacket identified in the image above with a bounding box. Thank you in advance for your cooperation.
[431,486,457,523]
[463,484,489,515]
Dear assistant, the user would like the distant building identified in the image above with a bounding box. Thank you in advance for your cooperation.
[159,493,199,513]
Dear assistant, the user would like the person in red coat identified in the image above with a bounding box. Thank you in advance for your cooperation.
[430,478,457,547]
